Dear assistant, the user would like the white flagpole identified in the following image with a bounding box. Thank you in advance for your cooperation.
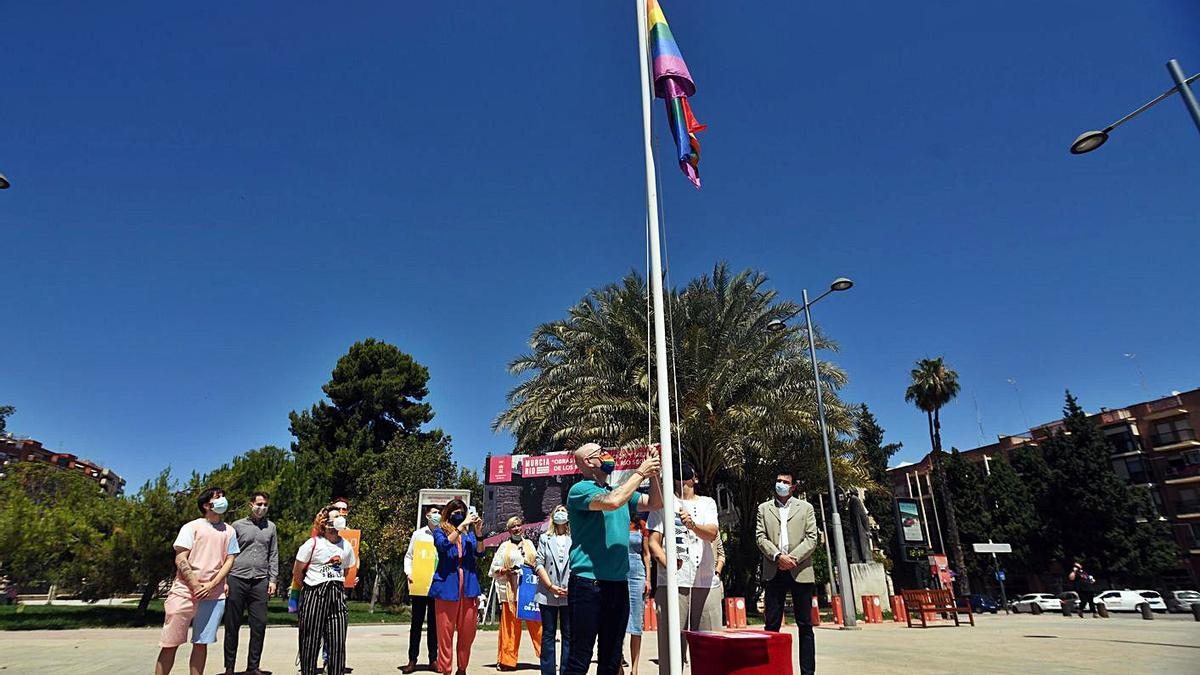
[635,1,683,674]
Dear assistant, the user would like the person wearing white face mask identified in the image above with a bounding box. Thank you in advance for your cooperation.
[223,492,279,675]
[294,504,357,675]
[535,506,572,675]
[155,487,241,675]
[755,470,818,675]
[400,506,441,673]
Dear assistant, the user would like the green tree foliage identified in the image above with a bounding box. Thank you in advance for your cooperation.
[0,464,117,593]
[355,432,458,603]
[853,404,902,566]
[943,449,990,582]
[289,338,435,499]
[0,404,14,434]
[124,470,191,621]
[1033,392,1177,584]
[981,455,1038,580]
[495,263,865,599]
[904,357,969,594]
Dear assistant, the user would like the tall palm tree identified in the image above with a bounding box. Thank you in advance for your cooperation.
[495,262,870,596]
[904,357,969,594]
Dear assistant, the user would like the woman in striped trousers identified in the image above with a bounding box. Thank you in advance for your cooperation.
[293,504,358,675]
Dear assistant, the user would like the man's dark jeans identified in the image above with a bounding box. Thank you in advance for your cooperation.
[408,595,437,663]
[763,574,815,675]
[565,575,628,675]
[224,575,269,671]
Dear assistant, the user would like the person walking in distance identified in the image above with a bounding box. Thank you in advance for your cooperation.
[400,506,440,673]
[1069,561,1097,617]
[155,487,240,675]
[563,443,662,675]
[430,498,484,675]
[535,505,573,675]
[223,491,278,675]
[755,470,818,675]
[293,504,357,675]
[647,461,722,669]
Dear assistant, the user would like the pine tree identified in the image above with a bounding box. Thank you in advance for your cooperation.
[943,449,990,583]
[981,455,1038,579]
[1036,392,1177,585]
[854,404,903,565]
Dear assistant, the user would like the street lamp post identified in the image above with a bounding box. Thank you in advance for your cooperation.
[1070,58,1200,154]
[767,277,857,628]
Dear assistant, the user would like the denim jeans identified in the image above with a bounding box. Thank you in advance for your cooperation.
[564,575,628,675]
[539,603,571,675]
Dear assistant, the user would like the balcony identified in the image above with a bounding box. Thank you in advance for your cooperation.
[1152,428,1199,451]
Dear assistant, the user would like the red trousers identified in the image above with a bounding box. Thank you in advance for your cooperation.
[434,598,478,674]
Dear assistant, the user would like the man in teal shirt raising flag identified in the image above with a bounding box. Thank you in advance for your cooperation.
[564,443,663,675]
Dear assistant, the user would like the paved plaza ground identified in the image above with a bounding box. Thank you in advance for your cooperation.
[0,611,1196,674]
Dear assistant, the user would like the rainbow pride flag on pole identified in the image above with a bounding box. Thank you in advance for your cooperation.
[647,0,705,189]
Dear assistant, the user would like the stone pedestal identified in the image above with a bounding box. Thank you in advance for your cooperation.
[847,561,889,615]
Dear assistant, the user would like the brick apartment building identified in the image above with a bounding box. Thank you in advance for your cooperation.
[0,435,126,496]
[887,387,1200,588]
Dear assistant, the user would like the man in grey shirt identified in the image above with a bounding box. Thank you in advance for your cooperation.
[223,491,278,675]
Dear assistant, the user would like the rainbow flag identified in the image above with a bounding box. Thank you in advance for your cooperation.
[648,0,705,189]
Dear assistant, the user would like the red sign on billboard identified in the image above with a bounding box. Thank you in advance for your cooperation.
[483,446,660,483]
[488,455,513,483]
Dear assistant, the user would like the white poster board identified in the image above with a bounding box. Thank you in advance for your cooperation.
[416,488,471,528]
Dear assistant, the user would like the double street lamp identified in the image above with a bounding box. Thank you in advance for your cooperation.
[1070,58,1200,154]
[767,277,856,627]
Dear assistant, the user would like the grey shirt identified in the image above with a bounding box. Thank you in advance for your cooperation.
[230,516,279,583]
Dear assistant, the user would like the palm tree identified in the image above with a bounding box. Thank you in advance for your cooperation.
[495,262,870,596]
[904,357,969,594]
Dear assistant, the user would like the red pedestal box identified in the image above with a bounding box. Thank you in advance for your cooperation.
[684,630,794,675]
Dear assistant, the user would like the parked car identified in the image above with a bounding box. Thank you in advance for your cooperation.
[1093,589,1167,613]
[1010,593,1061,614]
[1165,590,1200,613]
[961,593,1001,614]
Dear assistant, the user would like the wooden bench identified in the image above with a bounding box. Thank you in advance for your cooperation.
[901,589,974,628]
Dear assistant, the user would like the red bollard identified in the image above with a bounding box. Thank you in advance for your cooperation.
[861,595,882,623]
[832,595,845,625]
[643,597,658,632]
[811,596,821,627]
[891,595,906,623]
[724,597,748,628]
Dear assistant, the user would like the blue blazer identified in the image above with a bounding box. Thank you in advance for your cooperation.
[429,527,481,601]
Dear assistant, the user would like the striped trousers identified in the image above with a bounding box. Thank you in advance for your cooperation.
[298,581,347,675]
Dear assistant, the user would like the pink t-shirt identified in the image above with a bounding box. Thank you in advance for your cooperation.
[168,518,240,600]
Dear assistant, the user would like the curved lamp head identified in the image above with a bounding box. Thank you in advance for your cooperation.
[830,277,854,292]
[1070,130,1109,155]
[766,319,788,333]
[0,174,9,190]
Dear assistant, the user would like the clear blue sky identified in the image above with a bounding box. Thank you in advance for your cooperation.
[4,2,1198,490]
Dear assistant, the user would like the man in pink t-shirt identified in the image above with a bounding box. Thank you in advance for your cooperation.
[155,487,240,675]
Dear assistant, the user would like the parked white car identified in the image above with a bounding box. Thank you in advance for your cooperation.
[1010,593,1062,614]
[1093,589,1167,612]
